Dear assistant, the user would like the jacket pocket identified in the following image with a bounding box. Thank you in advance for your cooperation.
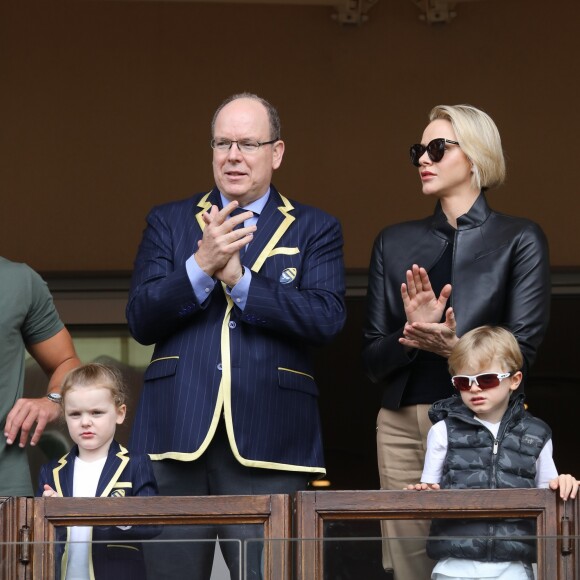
[278,367,318,396]
[144,356,179,381]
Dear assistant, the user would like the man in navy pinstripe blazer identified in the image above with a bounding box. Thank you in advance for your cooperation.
[126,93,346,579]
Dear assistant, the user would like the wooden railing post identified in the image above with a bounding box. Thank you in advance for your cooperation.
[557,494,578,579]
[0,497,34,580]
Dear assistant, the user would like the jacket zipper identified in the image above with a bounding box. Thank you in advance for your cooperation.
[441,396,526,561]
[487,415,514,560]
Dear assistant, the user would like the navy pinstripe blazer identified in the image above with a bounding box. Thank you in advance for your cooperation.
[126,185,346,474]
[37,440,159,580]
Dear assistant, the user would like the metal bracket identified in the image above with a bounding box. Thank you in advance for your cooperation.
[561,515,572,555]
[412,0,483,24]
[19,526,31,565]
[332,0,378,25]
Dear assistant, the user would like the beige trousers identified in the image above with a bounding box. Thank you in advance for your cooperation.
[377,405,435,580]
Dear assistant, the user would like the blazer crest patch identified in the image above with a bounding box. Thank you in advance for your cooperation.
[279,268,297,284]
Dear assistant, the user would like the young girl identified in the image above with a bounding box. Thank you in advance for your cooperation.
[37,363,158,580]
[407,326,578,580]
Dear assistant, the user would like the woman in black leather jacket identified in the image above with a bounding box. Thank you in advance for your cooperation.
[362,104,551,579]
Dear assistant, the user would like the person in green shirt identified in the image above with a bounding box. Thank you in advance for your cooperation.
[1,256,80,496]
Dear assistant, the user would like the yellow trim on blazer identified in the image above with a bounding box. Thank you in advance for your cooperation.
[88,527,95,580]
[61,527,70,580]
[278,367,315,381]
[251,193,296,273]
[195,191,213,230]
[267,247,299,257]
[111,482,133,488]
[52,455,68,497]
[149,450,324,473]
[106,544,140,551]
[148,355,179,366]
[60,526,96,580]
[101,446,130,498]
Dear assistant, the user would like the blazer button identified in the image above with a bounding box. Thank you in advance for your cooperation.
[217,363,223,371]
[228,321,237,329]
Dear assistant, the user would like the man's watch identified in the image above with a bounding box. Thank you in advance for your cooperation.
[46,392,62,403]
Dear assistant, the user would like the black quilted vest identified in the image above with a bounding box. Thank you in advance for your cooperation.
[426,394,551,563]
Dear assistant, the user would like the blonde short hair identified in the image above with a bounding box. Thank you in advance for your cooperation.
[429,104,506,192]
[61,363,127,408]
[448,326,523,375]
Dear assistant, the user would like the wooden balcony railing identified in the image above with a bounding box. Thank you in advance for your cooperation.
[295,488,577,580]
[1,489,577,579]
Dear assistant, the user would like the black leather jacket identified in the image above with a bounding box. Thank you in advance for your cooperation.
[363,193,551,410]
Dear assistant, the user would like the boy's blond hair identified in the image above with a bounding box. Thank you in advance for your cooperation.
[61,363,127,408]
[448,326,523,375]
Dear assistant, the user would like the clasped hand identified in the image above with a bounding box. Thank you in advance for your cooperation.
[194,201,255,288]
[399,264,458,358]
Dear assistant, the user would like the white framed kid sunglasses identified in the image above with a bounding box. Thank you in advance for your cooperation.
[451,372,513,392]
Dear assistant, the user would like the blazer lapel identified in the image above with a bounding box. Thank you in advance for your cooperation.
[96,441,130,497]
[52,450,76,497]
[194,189,221,231]
[194,186,296,273]
[245,186,296,272]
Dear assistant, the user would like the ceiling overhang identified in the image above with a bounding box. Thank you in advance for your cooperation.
[116,0,378,24]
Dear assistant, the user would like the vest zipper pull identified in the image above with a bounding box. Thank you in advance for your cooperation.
[493,439,499,454]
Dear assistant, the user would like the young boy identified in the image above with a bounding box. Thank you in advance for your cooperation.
[37,363,159,580]
[408,326,578,580]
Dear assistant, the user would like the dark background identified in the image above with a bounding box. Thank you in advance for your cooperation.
[1,0,580,272]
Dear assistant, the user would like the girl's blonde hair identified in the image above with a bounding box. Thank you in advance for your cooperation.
[61,363,127,408]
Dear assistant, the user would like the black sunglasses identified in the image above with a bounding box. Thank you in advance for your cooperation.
[410,138,460,167]
[451,372,513,392]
